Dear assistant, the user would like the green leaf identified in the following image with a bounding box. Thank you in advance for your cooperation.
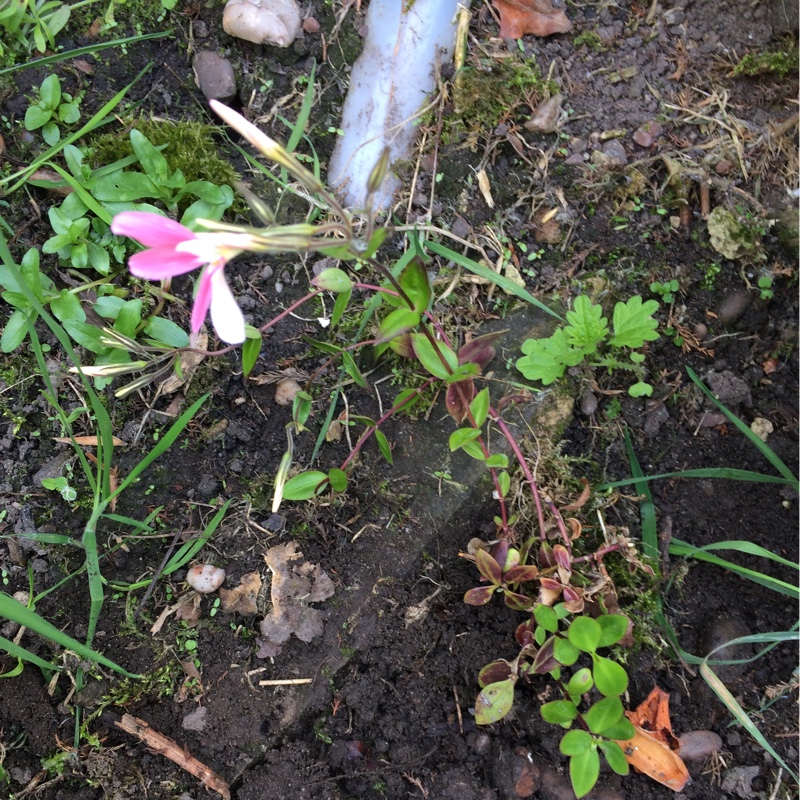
[144,316,190,348]
[609,296,660,348]
[591,654,628,697]
[497,471,510,497]
[241,333,261,377]
[553,636,580,666]
[568,617,602,653]
[63,321,106,353]
[375,429,393,465]
[565,295,608,353]
[313,268,352,293]
[566,667,594,697]
[601,718,635,740]
[469,387,490,428]
[24,105,51,131]
[377,308,421,344]
[541,699,578,725]
[485,453,508,469]
[598,741,630,775]
[130,128,169,183]
[411,333,458,379]
[40,75,61,108]
[628,381,653,397]
[90,171,160,202]
[597,614,629,647]
[327,468,348,493]
[58,102,80,125]
[449,428,482,452]
[114,299,143,339]
[331,288,351,329]
[282,471,327,501]
[474,678,515,725]
[559,729,592,756]
[516,328,586,384]
[42,121,60,146]
[50,289,85,323]
[1,309,31,352]
[342,351,367,388]
[533,604,559,633]
[569,748,600,798]
[582,696,625,735]
[398,256,431,313]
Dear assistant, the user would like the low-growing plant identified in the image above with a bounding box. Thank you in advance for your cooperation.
[649,278,679,304]
[24,73,82,145]
[516,294,660,397]
[0,0,73,60]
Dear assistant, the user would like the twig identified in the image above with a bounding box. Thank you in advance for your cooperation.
[258,678,314,686]
[101,711,230,800]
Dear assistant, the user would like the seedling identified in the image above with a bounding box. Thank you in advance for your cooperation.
[649,278,679,304]
[516,294,660,397]
[757,274,774,300]
[24,74,81,145]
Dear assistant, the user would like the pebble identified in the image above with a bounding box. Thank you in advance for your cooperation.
[721,765,760,798]
[222,0,301,47]
[192,19,209,38]
[678,729,722,760]
[186,564,226,593]
[182,706,208,732]
[717,289,751,326]
[601,138,628,166]
[492,748,539,798]
[693,322,707,340]
[579,390,598,416]
[193,51,237,102]
[715,158,733,175]
[302,16,320,33]
[750,417,773,441]
[703,370,752,407]
[275,378,302,406]
[524,94,563,134]
[643,400,669,437]
[565,153,586,165]
[632,120,663,147]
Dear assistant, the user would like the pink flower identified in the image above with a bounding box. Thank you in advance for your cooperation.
[112,211,250,345]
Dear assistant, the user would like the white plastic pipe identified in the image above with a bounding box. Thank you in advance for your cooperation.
[328,0,468,210]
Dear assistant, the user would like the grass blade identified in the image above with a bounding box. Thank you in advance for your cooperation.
[420,238,563,320]
[0,636,53,674]
[0,593,140,677]
[686,366,799,490]
[597,468,795,491]
[623,428,659,565]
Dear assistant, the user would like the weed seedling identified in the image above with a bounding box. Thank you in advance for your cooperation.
[24,74,81,145]
[649,279,679,304]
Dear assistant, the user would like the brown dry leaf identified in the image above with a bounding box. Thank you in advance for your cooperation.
[161,332,208,395]
[492,0,572,40]
[257,542,335,658]
[73,59,95,74]
[219,572,262,615]
[175,593,203,627]
[476,168,494,209]
[561,478,590,511]
[53,435,126,447]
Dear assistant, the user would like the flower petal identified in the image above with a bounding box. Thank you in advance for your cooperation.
[209,268,246,344]
[129,248,203,280]
[112,212,195,248]
[191,267,215,336]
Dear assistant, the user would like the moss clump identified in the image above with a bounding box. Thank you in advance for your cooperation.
[448,55,556,145]
[573,31,605,52]
[91,119,239,189]
[733,42,799,77]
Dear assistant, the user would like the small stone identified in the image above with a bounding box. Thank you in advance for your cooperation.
[186,564,226,593]
[274,378,302,406]
[260,264,274,281]
[565,153,585,165]
[193,19,209,38]
[750,417,773,441]
[721,766,760,798]
[193,51,237,102]
[223,0,301,46]
[182,706,208,732]
[32,453,73,487]
[715,158,733,175]
[693,322,708,340]
[704,370,752,407]
[197,473,219,499]
[727,731,742,747]
[643,401,669,437]
[493,747,539,798]
[524,94,563,134]
[632,120,663,147]
[470,732,491,755]
[678,730,722,761]
[717,289,752,326]
[302,16,319,33]
[229,458,244,473]
[579,390,598,416]
[598,138,627,166]
[451,217,471,239]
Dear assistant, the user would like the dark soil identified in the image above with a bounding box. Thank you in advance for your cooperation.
[0,2,798,800]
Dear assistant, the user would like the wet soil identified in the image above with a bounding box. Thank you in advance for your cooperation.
[0,2,798,800]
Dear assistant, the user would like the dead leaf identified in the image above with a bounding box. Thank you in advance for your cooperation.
[161,333,207,395]
[492,0,572,40]
[561,478,590,511]
[73,59,95,74]
[476,168,494,208]
[524,93,563,133]
[219,572,262,615]
[446,378,476,425]
[256,542,335,658]
[54,435,126,447]
[175,593,203,627]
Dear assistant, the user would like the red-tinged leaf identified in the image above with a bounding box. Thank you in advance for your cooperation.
[504,564,539,584]
[492,0,572,40]
[475,547,503,584]
[458,330,505,369]
[504,590,533,611]
[516,619,536,647]
[540,577,562,591]
[478,659,513,687]
[563,585,585,612]
[539,542,555,568]
[474,678,516,725]
[464,585,497,606]
[389,333,415,359]
[531,635,558,674]
[446,378,475,424]
[553,544,571,572]
[493,539,510,571]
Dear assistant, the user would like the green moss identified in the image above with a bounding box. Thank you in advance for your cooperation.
[90,119,240,192]
[733,42,799,77]
[573,31,605,52]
